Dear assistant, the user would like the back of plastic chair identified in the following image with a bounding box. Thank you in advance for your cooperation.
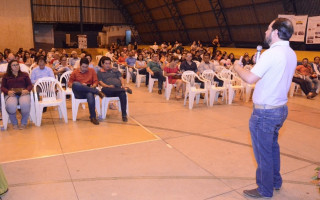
[60,71,72,87]
[34,77,62,102]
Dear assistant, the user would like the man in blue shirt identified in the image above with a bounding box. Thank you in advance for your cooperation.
[31,56,55,84]
[125,51,136,83]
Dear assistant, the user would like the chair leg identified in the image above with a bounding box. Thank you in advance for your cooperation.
[72,102,80,121]
[36,105,43,126]
[228,88,234,104]
[189,93,195,109]
[210,90,216,106]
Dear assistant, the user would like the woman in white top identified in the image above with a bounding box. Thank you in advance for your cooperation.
[135,54,149,86]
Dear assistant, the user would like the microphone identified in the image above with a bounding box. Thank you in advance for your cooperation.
[256,45,262,63]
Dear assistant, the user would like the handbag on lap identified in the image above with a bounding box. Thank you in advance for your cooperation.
[0,166,8,195]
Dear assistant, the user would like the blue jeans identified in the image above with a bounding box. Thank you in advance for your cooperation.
[249,105,288,197]
[5,94,31,125]
[72,82,99,118]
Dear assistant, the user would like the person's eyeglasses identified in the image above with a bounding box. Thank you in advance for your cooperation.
[11,64,19,67]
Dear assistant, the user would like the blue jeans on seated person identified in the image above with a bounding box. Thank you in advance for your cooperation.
[5,94,31,125]
[72,82,99,119]
[249,105,288,197]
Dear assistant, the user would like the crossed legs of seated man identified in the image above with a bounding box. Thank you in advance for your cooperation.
[72,82,105,125]
[305,76,318,97]
[151,71,166,94]
[292,77,315,98]
[101,87,128,122]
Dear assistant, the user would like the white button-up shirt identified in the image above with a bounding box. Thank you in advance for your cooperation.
[251,41,297,106]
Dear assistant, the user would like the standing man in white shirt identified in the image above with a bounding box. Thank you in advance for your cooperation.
[234,18,296,198]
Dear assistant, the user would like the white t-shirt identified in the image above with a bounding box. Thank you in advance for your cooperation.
[251,41,297,106]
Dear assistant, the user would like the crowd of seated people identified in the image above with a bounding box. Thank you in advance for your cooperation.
[0,40,318,129]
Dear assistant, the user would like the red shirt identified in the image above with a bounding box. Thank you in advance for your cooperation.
[296,65,313,76]
[1,72,33,94]
[68,68,98,87]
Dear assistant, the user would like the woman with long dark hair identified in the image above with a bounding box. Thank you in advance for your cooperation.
[1,60,33,129]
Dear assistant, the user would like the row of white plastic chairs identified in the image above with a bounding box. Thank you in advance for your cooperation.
[125,63,255,109]
[2,71,128,130]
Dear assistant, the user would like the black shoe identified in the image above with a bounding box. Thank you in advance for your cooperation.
[97,91,106,99]
[125,87,132,94]
[122,116,128,122]
[90,118,99,125]
[158,90,162,94]
[243,188,271,199]
[274,187,281,191]
[43,107,47,113]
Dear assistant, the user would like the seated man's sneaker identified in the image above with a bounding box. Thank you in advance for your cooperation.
[125,87,132,94]
[90,117,100,125]
[97,91,106,99]
[243,188,271,199]
[122,116,128,122]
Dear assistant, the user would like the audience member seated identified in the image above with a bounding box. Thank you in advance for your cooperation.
[150,42,159,52]
[220,53,232,68]
[30,56,55,84]
[0,52,7,64]
[164,56,183,99]
[292,58,318,98]
[23,51,33,67]
[73,53,86,69]
[97,57,132,122]
[68,51,79,67]
[53,56,72,79]
[1,60,32,129]
[68,58,105,125]
[311,56,320,81]
[228,53,236,64]
[242,54,253,66]
[147,53,166,94]
[0,53,29,77]
[125,51,137,83]
[192,51,202,62]
[135,54,149,86]
[198,54,223,87]
[180,52,198,74]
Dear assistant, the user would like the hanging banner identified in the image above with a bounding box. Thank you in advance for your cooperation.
[78,35,87,49]
[306,16,320,44]
[278,15,308,42]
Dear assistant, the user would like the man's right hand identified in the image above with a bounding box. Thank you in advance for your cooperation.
[150,72,154,76]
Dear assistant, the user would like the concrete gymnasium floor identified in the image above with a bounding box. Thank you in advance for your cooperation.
[0,83,319,200]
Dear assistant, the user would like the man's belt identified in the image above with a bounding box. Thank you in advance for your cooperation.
[253,104,286,109]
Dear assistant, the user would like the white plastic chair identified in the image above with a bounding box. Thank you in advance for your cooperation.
[164,76,176,100]
[33,77,68,126]
[244,83,255,102]
[1,92,36,130]
[71,90,101,121]
[182,71,208,109]
[134,66,146,88]
[227,74,244,104]
[148,73,159,93]
[101,94,129,119]
[201,70,227,106]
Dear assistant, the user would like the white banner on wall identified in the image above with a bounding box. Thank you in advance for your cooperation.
[278,15,308,42]
[306,16,320,44]
[78,35,87,49]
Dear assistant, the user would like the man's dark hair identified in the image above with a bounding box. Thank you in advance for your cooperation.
[98,56,111,67]
[80,57,89,66]
[36,55,46,63]
[272,18,294,41]
[302,58,308,62]
[314,56,320,60]
[203,53,210,58]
